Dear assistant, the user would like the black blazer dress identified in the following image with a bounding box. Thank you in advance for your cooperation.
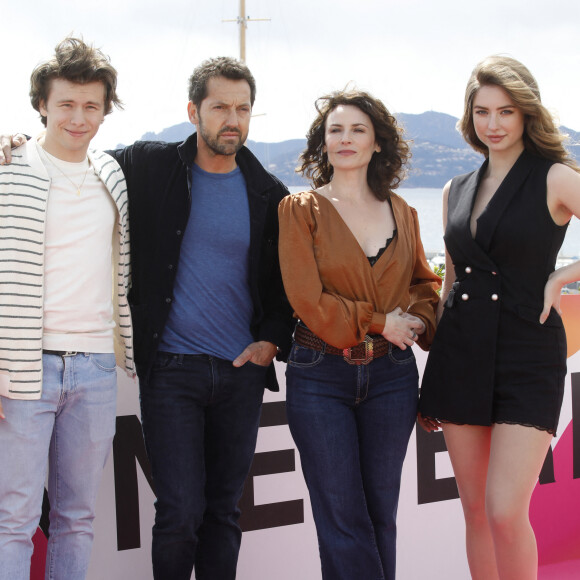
[419,150,568,434]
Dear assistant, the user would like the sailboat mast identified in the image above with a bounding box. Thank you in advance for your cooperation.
[223,1,270,62]
[240,0,247,62]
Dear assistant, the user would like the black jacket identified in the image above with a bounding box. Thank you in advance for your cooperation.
[109,133,294,390]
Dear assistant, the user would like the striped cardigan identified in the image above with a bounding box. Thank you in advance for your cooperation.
[0,139,135,400]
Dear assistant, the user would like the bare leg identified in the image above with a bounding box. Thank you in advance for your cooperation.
[486,424,552,580]
[443,424,499,580]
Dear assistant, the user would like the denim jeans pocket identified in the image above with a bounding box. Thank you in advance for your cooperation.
[88,352,117,372]
[287,343,324,368]
[245,360,270,371]
[152,352,178,371]
[388,344,416,365]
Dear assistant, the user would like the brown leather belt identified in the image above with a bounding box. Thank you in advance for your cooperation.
[294,324,392,365]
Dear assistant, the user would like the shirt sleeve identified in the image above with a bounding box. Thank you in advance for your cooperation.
[406,207,442,350]
[278,193,384,349]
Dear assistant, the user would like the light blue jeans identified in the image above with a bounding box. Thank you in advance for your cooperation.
[0,352,117,580]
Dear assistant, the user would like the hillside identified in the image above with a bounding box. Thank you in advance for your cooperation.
[130,112,580,189]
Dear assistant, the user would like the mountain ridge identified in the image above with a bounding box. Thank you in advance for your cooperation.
[124,112,580,188]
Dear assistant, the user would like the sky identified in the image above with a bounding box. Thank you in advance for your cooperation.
[4,0,580,151]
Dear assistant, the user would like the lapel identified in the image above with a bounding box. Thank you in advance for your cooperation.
[88,149,125,214]
[446,150,534,269]
[247,181,268,259]
[474,150,534,253]
[238,151,269,282]
[445,161,497,270]
[447,160,487,249]
[25,138,51,194]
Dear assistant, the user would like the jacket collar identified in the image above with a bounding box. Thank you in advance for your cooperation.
[473,149,535,253]
[446,149,535,269]
[177,131,279,194]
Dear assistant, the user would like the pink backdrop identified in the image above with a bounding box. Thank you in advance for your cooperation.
[27,295,580,579]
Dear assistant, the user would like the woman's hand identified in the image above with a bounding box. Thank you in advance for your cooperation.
[381,307,425,349]
[401,312,426,334]
[417,412,441,432]
[540,271,564,324]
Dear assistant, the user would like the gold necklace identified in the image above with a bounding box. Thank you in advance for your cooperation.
[40,148,90,197]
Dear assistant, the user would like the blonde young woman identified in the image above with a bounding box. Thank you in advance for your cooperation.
[279,89,440,580]
[419,56,580,579]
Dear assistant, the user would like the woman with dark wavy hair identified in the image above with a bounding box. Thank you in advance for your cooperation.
[278,89,440,580]
[419,56,580,579]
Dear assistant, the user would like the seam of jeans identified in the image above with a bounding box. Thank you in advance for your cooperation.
[209,356,216,401]
[88,353,117,373]
[387,349,415,365]
[287,344,325,368]
[354,365,362,404]
[49,415,60,580]
[287,358,325,368]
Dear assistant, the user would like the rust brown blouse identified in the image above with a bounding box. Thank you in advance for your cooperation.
[278,190,441,350]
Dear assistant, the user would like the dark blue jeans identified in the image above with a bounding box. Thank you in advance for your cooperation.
[286,342,418,580]
[140,353,266,580]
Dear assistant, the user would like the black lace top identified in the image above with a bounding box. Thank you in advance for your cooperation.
[366,230,397,266]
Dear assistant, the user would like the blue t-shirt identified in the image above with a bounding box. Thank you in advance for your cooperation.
[159,164,254,360]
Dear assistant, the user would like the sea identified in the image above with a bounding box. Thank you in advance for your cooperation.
[289,186,580,259]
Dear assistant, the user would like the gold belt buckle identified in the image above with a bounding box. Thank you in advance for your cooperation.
[343,335,374,365]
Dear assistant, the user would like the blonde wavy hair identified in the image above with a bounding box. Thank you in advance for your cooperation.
[458,55,579,171]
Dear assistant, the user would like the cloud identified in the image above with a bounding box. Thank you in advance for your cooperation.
[4,0,580,149]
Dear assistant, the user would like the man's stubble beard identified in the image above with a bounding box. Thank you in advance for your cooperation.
[198,117,247,157]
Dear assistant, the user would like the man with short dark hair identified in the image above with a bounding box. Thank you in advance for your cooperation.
[109,57,294,579]
[0,37,134,580]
